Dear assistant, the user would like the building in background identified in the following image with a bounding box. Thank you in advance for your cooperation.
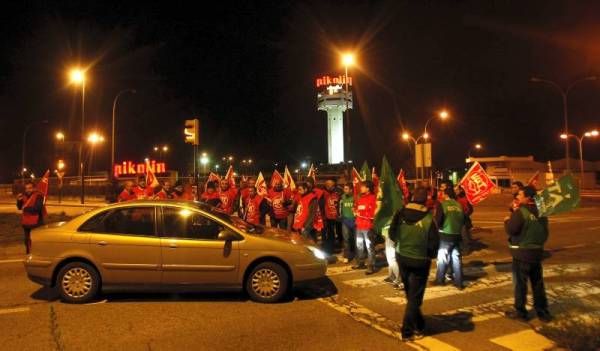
[316,75,353,164]
[467,156,600,189]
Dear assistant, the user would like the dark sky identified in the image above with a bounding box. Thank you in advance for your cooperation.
[1,0,600,182]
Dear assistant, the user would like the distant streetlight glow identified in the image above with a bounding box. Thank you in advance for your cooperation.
[55,132,65,141]
[162,145,168,152]
[87,132,105,144]
[200,154,209,165]
[439,110,449,119]
[422,132,429,140]
[342,53,355,67]
[69,68,85,84]
[475,143,482,149]
[301,162,308,169]
[560,133,568,140]
[402,132,410,141]
[153,146,159,151]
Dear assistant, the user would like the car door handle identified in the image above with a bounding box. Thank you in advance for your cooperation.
[97,241,108,246]
[169,242,177,248]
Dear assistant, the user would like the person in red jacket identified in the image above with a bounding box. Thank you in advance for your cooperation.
[16,182,45,254]
[292,182,323,242]
[217,179,239,215]
[200,181,221,207]
[118,181,136,202]
[322,178,342,256]
[132,177,147,199]
[353,180,377,274]
[243,186,269,225]
[267,179,293,229]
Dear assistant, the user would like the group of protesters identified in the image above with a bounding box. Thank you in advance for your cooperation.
[17,166,551,341]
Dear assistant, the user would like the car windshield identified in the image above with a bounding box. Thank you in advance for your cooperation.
[192,201,264,234]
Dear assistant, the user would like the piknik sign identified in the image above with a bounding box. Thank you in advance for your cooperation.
[315,75,353,89]
[113,160,167,178]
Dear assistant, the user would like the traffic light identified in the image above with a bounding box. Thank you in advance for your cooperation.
[184,119,199,145]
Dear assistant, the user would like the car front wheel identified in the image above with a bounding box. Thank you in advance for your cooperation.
[245,262,289,303]
[56,262,100,304]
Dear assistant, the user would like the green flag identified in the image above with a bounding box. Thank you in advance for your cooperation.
[535,175,580,217]
[360,161,371,181]
[374,156,403,234]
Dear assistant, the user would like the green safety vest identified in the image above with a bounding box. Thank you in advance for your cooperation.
[511,207,548,250]
[394,211,433,260]
[440,199,464,235]
[340,194,355,219]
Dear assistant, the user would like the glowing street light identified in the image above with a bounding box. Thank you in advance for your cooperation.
[342,53,355,67]
[55,132,65,141]
[467,143,483,158]
[69,68,85,84]
[162,145,168,152]
[439,110,449,120]
[87,132,105,145]
[561,130,599,188]
[57,159,65,170]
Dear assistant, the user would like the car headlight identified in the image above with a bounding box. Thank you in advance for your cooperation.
[307,246,326,260]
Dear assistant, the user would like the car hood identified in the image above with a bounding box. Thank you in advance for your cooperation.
[258,228,310,246]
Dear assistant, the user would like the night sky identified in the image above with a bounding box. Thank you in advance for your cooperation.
[1,0,600,182]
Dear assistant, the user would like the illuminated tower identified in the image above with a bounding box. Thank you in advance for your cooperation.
[316,75,353,164]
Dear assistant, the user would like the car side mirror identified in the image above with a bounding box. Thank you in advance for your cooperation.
[218,230,239,241]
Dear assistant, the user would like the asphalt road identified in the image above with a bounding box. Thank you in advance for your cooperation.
[1,196,599,350]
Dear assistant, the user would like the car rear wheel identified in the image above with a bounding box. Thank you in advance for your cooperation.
[56,262,100,304]
[246,262,289,303]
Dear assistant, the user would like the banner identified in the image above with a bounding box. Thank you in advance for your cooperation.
[396,169,410,204]
[224,165,236,188]
[373,156,403,234]
[270,170,284,188]
[307,164,316,182]
[535,175,580,217]
[283,166,296,191]
[459,162,496,205]
[255,172,267,196]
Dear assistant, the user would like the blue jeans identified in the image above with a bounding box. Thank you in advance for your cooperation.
[356,229,375,266]
[341,218,356,259]
[435,240,463,287]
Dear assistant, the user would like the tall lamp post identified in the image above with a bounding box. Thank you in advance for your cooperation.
[402,131,429,181]
[21,119,48,183]
[530,76,597,172]
[342,53,355,161]
[112,89,135,181]
[420,109,449,180]
[69,67,86,204]
[560,130,598,188]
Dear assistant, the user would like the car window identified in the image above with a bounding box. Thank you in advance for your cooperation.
[101,207,156,236]
[162,207,225,240]
[78,210,112,232]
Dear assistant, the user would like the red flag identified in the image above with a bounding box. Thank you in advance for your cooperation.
[255,172,267,196]
[224,165,236,188]
[351,167,363,200]
[307,163,316,182]
[37,170,50,198]
[283,165,296,191]
[396,169,410,204]
[371,166,380,193]
[205,172,221,191]
[270,170,284,188]
[459,162,496,205]
[527,171,540,190]
[145,162,160,197]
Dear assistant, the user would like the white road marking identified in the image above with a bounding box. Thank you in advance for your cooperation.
[490,329,554,351]
[0,259,24,264]
[317,296,459,350]
[382,264,593,306]
[437,280,600,323]
[0,307,30,315]
[326,266,355,276]
[560,244,586,249]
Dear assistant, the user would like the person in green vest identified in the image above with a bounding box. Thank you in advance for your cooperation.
[504,185,552,322]
[339,183,356,263]
[433,185,465,289]
[389,187,439,341]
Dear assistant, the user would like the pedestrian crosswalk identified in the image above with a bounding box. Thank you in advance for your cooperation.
[318,262,600,350]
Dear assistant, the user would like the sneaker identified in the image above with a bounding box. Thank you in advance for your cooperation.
[394,282,404,290]
[351,264,366,270]
[383,276,395,285]
[401,334,414,342]
[413,330,425,340]
[505,309,530,322]
[365,266,375,275]
[537,310,553,323]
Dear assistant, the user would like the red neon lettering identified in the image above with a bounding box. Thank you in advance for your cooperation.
[157,163,166,173]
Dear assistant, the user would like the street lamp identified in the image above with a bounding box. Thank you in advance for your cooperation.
[200,153,209,174]
[55,131,65,142]
[531,76,597,172]
[341,52,355,161]
[69,66,87,204]
[112,89,135,181]
[402,131,429,181]
[467,143,483,158]
[560,130,598,188]
[21,119,48,183]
